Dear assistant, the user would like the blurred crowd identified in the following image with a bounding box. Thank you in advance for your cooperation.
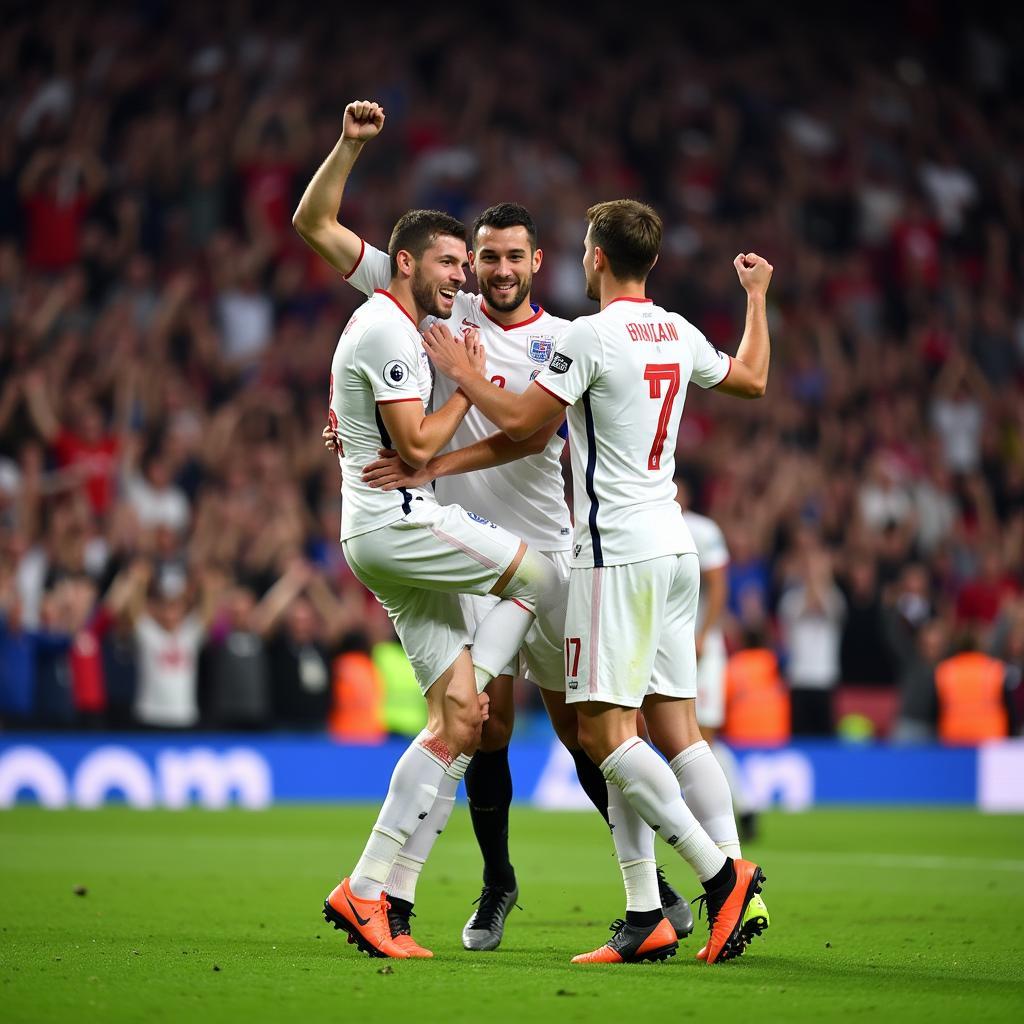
[1,2,1022,737]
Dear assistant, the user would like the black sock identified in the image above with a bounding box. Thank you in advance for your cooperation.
[570,747,609,824]
[465,746,516,890]
[702,858,736,895]
[387,895,413,917]
[626,908,664,927]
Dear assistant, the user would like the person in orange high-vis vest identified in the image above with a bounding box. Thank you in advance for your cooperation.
[329,649,386,743]
[933,651,1009,745]
[722,648,791,747]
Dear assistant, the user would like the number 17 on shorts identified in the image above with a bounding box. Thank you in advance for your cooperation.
[565,636,582,692]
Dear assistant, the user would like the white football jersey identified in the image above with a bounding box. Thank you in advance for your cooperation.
[535,297,731,568]
[330,289,437,540]
[683,509,730,659]
[345,242,572,551]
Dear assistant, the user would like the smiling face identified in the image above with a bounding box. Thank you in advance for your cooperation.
[471,224,541,314]
[408,234,468,319]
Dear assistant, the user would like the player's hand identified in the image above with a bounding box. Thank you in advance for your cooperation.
[478,691,490,721]
[421,322,475,383]
[361,448,433,491]
[464,328,486,376]
[343,101,385,143]
[733,252,773,296]
[322,423,341,453]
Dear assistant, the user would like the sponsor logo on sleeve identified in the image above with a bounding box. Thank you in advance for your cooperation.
[383,360,410,386]
[528,336,554,363]
[549,352,573,374]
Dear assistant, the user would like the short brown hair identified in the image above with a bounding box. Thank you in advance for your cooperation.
[388,209,467,276]
[586,200,663,281]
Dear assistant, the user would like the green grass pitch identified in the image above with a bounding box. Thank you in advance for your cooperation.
[2,805,1022,1022]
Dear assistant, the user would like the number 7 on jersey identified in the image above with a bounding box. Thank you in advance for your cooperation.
[644,363,680,471]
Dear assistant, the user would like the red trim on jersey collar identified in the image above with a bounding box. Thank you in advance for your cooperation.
[343,238,366,280]
[606,296,653,305]
[534,380,569,406]
[374,289,418,326]
[481,303,545,331]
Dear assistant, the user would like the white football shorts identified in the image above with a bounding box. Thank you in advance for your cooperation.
[564,553,699,708]
[460,549,570,691]
[342,500,524,693]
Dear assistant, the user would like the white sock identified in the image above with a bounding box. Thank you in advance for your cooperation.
[471,599,533,682]
[607,782,659,912]
[669,741,742,859]
[711,739,752,816]
[350,729,452,899]
[601,738,726,883]
[384,753,471,903]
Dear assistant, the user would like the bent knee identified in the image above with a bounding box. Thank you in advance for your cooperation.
[480,710,514,751]
[443,692,482,752]
[500,548,556,610]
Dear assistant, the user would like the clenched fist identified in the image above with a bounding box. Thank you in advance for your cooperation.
[343,100,385,143]
[733,253,773,296]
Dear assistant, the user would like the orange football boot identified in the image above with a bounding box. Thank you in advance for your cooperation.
[387,899,434,958]
[571,916,678,964]
[323,878,410,959]
[699,859,765,965]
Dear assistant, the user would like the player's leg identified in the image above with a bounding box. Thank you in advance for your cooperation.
[531,552,690,935]
[569,558,763,965]
[329,507,551,957]
[461,672,521,950]
[524,551,612,818]
[392,502,557,693]
[700,724,758,843]
[645,697,741,859]
[644,554,767,961]
[539,684,693,938]
[325,620,480,959]
[381,647,483,957]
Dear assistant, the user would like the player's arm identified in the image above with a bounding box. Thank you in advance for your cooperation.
[292,100,385,276]
[362,416,565,490]
[377,392,474,471]
[374,330,486,470]
[696,565,727,658]
[422,323,565,441]
[713,253,773,399]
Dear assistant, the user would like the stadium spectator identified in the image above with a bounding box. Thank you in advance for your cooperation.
[777,545,846,736]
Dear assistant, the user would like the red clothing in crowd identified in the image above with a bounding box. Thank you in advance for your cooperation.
[53,429,119,514]
[956,576,1020,626]
[23,191,90,271]
[70,607,114,714]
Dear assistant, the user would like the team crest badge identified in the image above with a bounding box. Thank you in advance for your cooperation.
[529,336,554,363]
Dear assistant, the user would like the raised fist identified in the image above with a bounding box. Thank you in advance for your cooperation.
[343,101,385,142]
[733,253,773,296]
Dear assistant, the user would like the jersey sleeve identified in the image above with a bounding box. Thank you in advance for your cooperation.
[687,323,732,390]
[533,320,602,406]
[344,241,391,296]
[355,325,424,404]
